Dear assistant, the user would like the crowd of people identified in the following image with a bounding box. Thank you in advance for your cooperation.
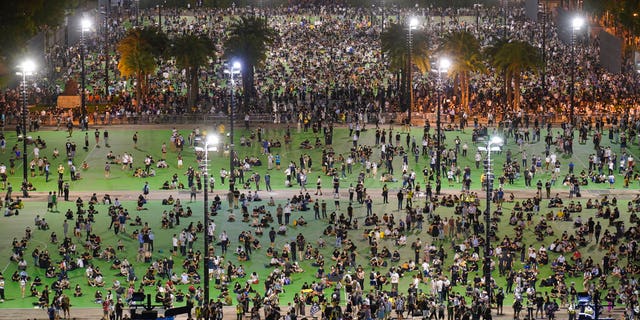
[3,108,640,320]
[2,1,640,320]
[0,1,639,131]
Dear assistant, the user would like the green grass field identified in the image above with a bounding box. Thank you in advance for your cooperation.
[0,122,636,309]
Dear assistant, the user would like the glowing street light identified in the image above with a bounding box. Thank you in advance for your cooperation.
[480,135,503,313]
[202,133,219,306]
[16,60,36,188]
[569,16,585,125]
[80,17,92,130]
[224,61,242,193]
[407,17,420,125]
[435,57,450,182]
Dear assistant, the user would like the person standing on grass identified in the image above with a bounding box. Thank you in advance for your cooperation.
[52,192,58,211]
[190,184,197,202]
[397,189,404,211]
[264,173,272,191]
[315,175,323,195]
[4,182,11,201]
[47,191,53,212]
[102,297,112,320]
[44,161,50,182]
[209,175,215,191]
[0,274,4,302]
[63,219,69,238]
[63,182,70,201]
[133,132,139,148]
[94,128,100,146]
[115,298,124,320]
[104,162,111,178]
[19,276,26,298]
[143,182,150,197]
[103,129,109,147]
[57,164,64,180]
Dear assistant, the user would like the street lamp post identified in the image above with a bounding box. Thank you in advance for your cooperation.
[224,62,241,192]
[201,135,219,309]
[80,17,92,130]
[503,0,508,39]
[17,60,36,186]
[570,16,584,126]
[480,136,503,317]
[104,2,110,98]
[407,17,419,125]
[541,1,547,104]
[435,58,450,181]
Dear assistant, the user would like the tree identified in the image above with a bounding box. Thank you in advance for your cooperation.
[438,31,486,113]
[381,22,430,112]
[487,40,541,111]
[223,16,277,110]
[116,27,167,107]
[0,0,76,83]
[171,33,215,110]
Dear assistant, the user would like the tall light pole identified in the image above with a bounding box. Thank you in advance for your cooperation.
[200,134,219,308]
[103,2,110,98]
[379,0,386,115]
[480,135,503,317]
[224,62,241,192]
[541,0,547,104]
[407,17,419,125]
[134,0,140,26]
[503,0,508,39]
[435,57,450,181]
[80,17,92,130]
[570,16,584,126]
[17,60,36,186]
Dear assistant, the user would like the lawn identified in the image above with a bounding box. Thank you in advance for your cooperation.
[0,122,636,309]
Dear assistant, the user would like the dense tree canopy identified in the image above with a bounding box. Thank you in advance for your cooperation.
[223,16,277,110]
[116,27,168,107]
[171,33,216,109]
[0,0,77,83]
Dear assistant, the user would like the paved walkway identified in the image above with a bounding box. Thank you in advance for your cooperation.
[0,305,626,320]
[21,183,640,205]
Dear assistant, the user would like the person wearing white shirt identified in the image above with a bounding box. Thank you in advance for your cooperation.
[389,269,399,292]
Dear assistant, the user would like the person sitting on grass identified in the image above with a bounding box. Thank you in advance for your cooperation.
[236,246,248,261]
[277,224,287,235]
[29,283,39,297]
[94,290,103,304]
[102,194,112,205]
[162,195,175,206]
[73,284,83,297]
[142,268,156,286]
[89,274,105,287]
[137,195,147,210]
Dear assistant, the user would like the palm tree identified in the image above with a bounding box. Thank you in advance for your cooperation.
[381,22,430,113]
[438,31,486,113]
[223,16,277,110]
[488,40,541,111]
[171,33,215,110]
[116,27,168,107]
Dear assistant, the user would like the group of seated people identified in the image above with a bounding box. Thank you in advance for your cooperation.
[161,174,186,190]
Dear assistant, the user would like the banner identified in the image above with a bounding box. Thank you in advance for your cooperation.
[57,95,81,109]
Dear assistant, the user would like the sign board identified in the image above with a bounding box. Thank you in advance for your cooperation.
[57,95,81,109]
[599,30,622,74]
[525,0,539,22]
